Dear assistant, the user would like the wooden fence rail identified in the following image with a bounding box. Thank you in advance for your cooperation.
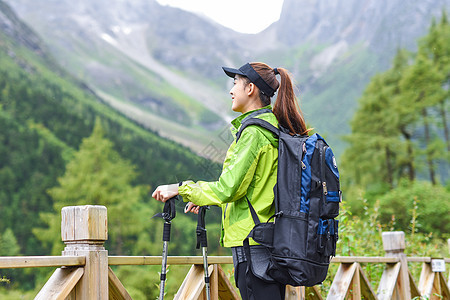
[0,205,449,299]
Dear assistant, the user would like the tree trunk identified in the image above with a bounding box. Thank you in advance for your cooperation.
[440,100,450,152]
[401,128,415,181]
[422,108,436,185]
[385,146,394,187]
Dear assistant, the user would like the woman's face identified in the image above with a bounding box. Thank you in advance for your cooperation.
[229,75,251,113]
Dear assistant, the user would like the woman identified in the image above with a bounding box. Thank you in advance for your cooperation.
[152,62,310,300]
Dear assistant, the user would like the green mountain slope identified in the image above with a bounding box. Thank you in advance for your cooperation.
[0,1,220,255]
[4,0,231,155]
[6,0,448,159]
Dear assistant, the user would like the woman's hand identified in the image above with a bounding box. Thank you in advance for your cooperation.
[184,202,200,214]
[152,184,179,202]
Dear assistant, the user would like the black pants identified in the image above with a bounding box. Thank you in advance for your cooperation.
[235,260,286,300]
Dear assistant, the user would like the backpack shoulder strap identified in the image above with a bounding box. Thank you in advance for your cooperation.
[246,196,260,225]
[236,118,280,143]
[242,108,273,122]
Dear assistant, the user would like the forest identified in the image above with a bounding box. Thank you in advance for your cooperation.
[0,10,449,300]
[0,15,223,297]
[342,13,450,233]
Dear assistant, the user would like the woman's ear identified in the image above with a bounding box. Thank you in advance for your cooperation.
[247,82,256,96]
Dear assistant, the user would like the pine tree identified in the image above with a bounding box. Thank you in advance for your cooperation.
[34,118,151,255]
[399,49,445,184]
[343,11,450,189]
[413,10,450,180]
[342,49,410,188]
[0,228,20,256]
[427,12,450,153]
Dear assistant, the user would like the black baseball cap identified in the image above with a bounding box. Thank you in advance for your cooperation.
[222,63,276,97]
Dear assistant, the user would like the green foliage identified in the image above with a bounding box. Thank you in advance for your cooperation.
[113,264,192,300]
[318,200,385,293]
[0,277,9,284]
[377,180,450,237]
[0,228,34,293]
[319,199,447,296]
[0,16,220,295]
[0,109,68,255]
[342,13,450,189]
[113,265,161,300]
[1,4,449,299]
[341,48,413,189]
[0,228,20,256]
[34,119,152,255]
[336,200,383,257]
[0,25,220,255]
[341,11,450,236]
[0,288,35,300]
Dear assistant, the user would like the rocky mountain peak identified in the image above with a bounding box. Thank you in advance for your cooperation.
[0,0,46,56]
[276,0,448,54]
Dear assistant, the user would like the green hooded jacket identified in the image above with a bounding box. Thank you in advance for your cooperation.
[178,106,278,247]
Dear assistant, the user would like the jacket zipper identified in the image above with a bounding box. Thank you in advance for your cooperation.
[319,143,328,210]
[224,203,228,220]
[324,145,330,196]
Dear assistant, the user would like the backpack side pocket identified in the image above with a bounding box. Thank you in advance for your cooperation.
[321,146,341,218]
[317,218,338,257]
[251,222,274,248]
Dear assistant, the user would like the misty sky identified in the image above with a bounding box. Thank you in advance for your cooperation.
[155,0,284,34]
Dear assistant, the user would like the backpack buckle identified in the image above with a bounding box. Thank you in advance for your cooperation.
[322,182,328,195]
[275,211,284,218]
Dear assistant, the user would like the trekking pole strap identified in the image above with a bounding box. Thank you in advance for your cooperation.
[162,197,177,221]
[152,196,177,222]
[196,206,209,248]
[196,227,207,248]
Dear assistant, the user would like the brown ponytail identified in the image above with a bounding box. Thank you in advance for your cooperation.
[250,63,310,136]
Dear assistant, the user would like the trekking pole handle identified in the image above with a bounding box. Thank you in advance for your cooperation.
[152,196,178,222]
[196,206,209,249]
[162,197,178,242]
[162,196,177,221]
[162,222,171,242]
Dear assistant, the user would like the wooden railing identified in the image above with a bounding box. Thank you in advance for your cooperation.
[0,205,449,299]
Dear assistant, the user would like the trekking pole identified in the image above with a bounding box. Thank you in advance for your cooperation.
[196,205,211,300]
[153,196,177,300]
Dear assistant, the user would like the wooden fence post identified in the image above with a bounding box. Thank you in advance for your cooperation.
[382,231,411,299]
[61,205,108,299]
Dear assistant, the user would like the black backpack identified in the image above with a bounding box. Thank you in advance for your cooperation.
[237,115,341,287]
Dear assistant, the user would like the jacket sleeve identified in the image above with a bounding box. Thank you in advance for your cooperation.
[178,127,265,206]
